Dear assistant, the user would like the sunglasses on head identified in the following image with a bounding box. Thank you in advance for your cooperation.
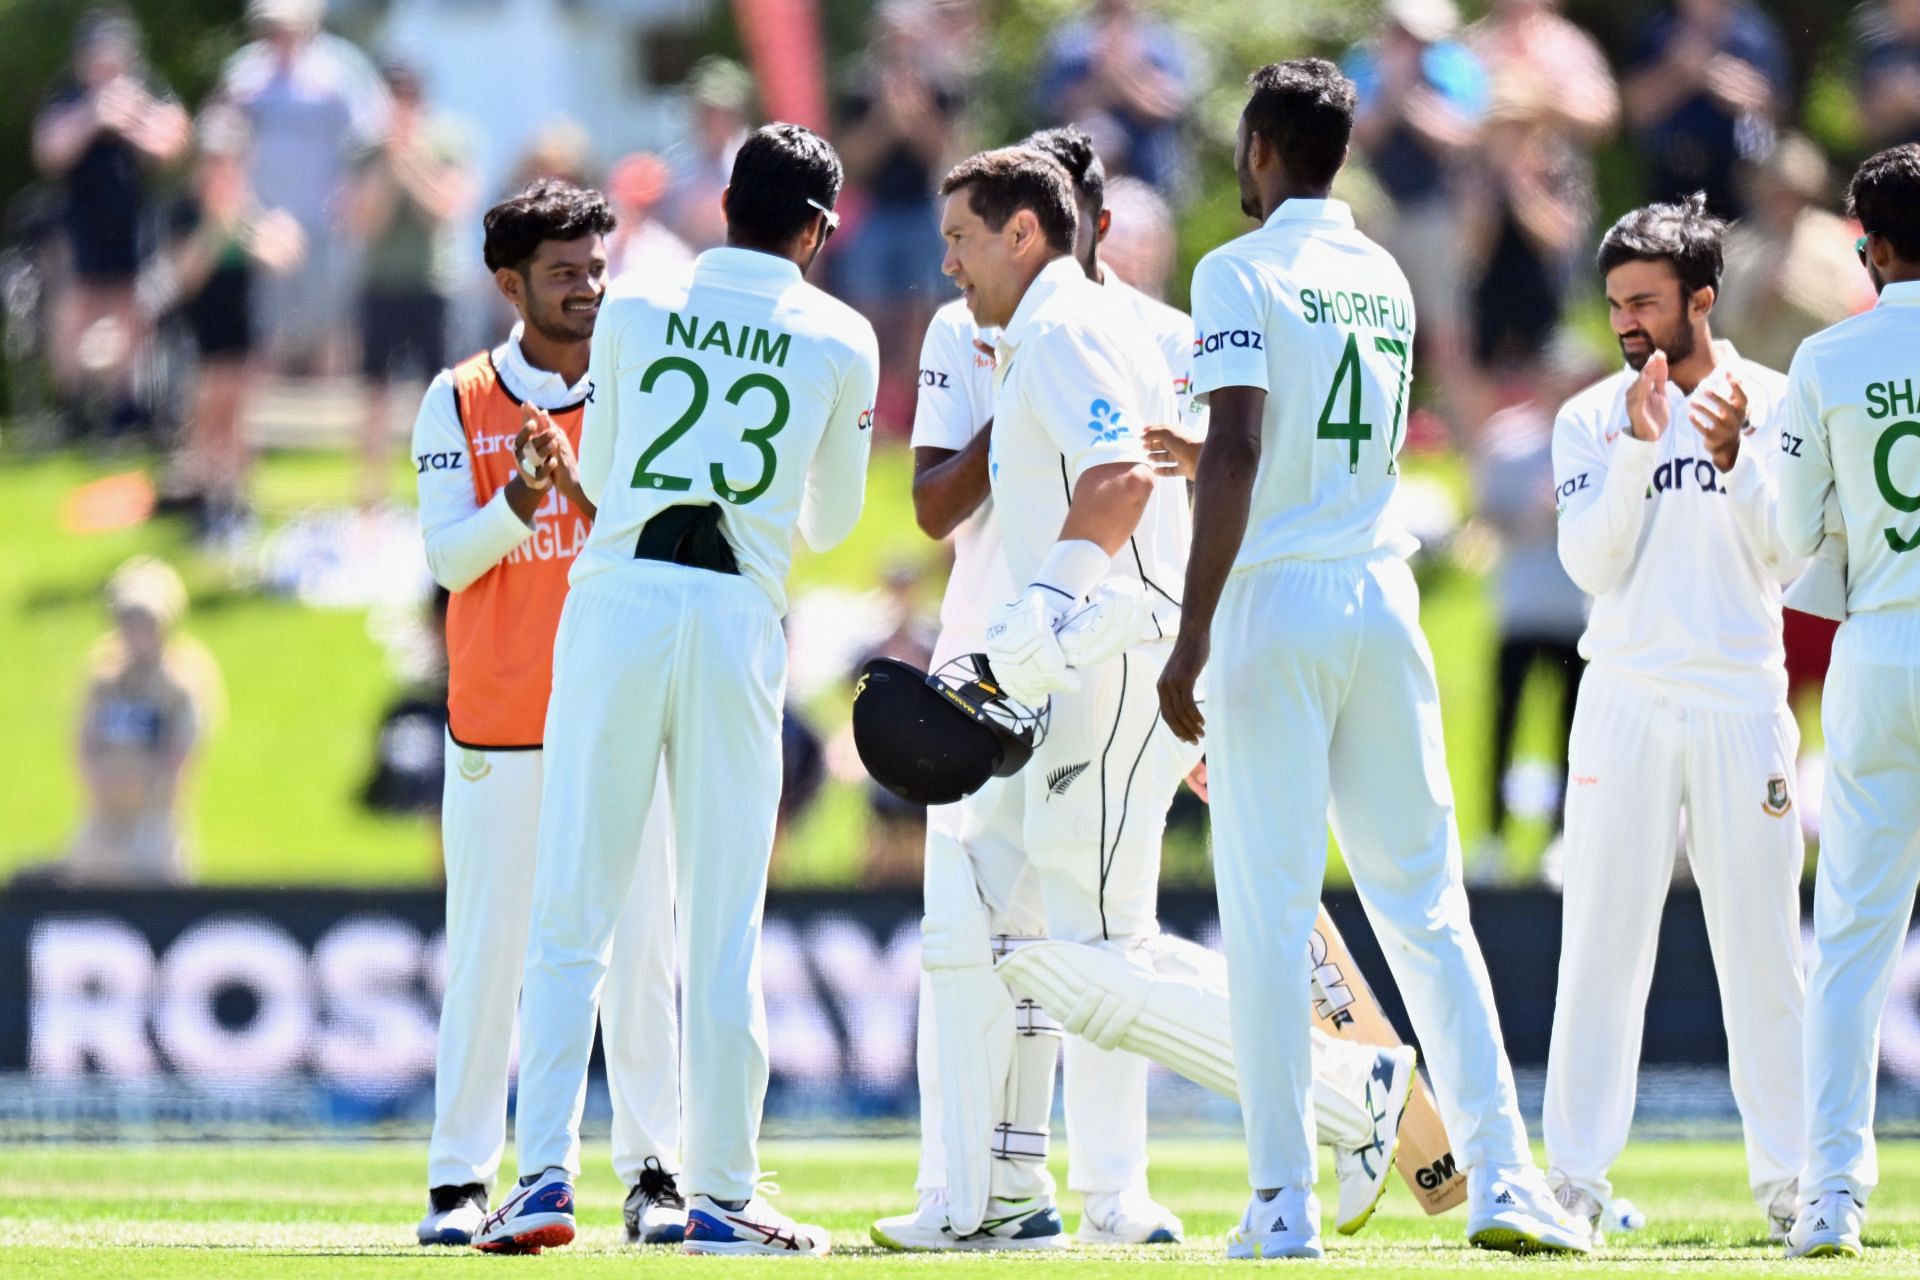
[807,198,839,238]
[1858,234,1870,267]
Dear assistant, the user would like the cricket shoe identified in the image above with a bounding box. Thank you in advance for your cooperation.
[1547,1171,1606,1247]
[870,1189,949,1249]
[471,1167,575,1253]
[1766,1183,1798,1244]
[684,1191,831,1255]
[1786,1190,1863,1259]
[1226,1187,1323,1260]
[871,1194,1069,1251]
[1078,1189,1183,1244]
[624,1156,687,1245]
[416,1182,486,1246]
[1334,1045,1417,1235]
[1467,1165,1591,1254]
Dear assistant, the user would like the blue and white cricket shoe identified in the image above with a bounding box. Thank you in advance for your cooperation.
[471,1167,576,1253]
[684,1192,832,1255]
[417,1182,486,1246]
[870,1194,1069,1251]
[625,1157,688,1245]
[1335,1045,1417,1235]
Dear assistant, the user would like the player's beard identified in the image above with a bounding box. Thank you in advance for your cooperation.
[1618,316,1695,371]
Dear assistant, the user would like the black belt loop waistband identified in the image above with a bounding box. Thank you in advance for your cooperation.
[635,503,741,575]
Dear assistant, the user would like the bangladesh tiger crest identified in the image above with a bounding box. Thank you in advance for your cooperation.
[1762,773,1792,817]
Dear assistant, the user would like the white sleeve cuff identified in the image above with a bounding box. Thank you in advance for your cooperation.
[424,486,535,591]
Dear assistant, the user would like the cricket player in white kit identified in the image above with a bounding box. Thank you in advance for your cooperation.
[411,182,683,1248]
[1544,196,1808,1243]
[1159,61,1587,1259]
[472,126,878,1257]
[1778,143,1920,1260]
[879,126,1410,1252]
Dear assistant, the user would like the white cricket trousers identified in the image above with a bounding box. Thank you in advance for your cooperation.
[1545,666,1805,1210]
[1804,611,1920,1205]
[910,768,1162,1197]
[1210,550,1531,1191]
[429,737,679,1191]
[516,562,786,1201]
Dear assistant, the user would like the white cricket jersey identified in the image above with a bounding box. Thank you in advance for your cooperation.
[988,255,1189,636]
[1188,199,1419,569]
[412,322,591,592]
[914,298,1010,658]
[1100,267,1209,436]
[574,247,880,615]
[1779,279,1920,666]
[1552,343,1804,712]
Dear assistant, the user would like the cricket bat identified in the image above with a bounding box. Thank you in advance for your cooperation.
[1310,905,1468,1214]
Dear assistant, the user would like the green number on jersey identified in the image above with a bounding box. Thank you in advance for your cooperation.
[630,358,791,504]
[1875,419,1920,553]
[711,373,790,505]
[630,357,705,492]
[1316,332,1370,473]
[1374,336,1411,476]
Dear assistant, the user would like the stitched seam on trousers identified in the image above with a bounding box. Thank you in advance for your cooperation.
[1094,652,1131,942]
[1102,703,1162,911]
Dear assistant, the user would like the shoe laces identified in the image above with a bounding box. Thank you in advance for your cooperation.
[430,1181,486,1213]
[637,1156,685,1210]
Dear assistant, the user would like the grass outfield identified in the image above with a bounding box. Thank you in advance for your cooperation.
[1,441,1574,886]
[2,1138,1917,1276]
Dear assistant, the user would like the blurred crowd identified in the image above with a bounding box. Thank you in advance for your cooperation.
[12,0,1905,885]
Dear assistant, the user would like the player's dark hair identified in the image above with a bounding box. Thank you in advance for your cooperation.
[483,180,616,274]
[1849,143,1920,263]
[1242,58,1355,189]
[1021,125,1105,213]
[939,148,1076,254]
[1597,194,1726,296]
[723,123,844,251]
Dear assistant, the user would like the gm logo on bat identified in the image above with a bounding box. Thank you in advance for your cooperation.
[1414,1152,1460,1191]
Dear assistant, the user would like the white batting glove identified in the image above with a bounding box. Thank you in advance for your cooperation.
[985,588,1080,705]
[1057,578,1153,669]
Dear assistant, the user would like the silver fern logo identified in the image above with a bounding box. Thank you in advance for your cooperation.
[1046,762,1089,798]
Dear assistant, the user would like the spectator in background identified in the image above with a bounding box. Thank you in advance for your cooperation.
[606,152,694,283]
[153,107,305,543]
[363,587,450,828]
[665,56,753,251]
[1852,0,1920,148]
[1097,174,1176,299]
[345,61,476,508]
[1465,0,1619,153]
[1461,77,1595,374]
[1468,336,1599,881]
[506,116,595,193]
[55,557,223,887]
[1622,0,1789,219]
[1346,0,1488,410]
[1717,133,1878,373]
[836,0,965,431]
[217,0,389,376]
[32,7,190,436]
[1039,0,1195,197]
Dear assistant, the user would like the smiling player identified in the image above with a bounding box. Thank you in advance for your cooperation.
[1543,196,1808,1244]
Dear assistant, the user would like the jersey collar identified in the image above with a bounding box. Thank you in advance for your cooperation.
[497,321,594,407]
[999,255,1086,353]
[1263,198,1355,230]
[695,245,804,284]
[1877,280,1920,308]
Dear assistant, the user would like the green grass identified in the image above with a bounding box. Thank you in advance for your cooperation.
[1,441,1566,887]
[1,1137,1915,1276]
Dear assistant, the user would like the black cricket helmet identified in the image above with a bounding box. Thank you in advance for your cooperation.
[852,653,1049,805]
